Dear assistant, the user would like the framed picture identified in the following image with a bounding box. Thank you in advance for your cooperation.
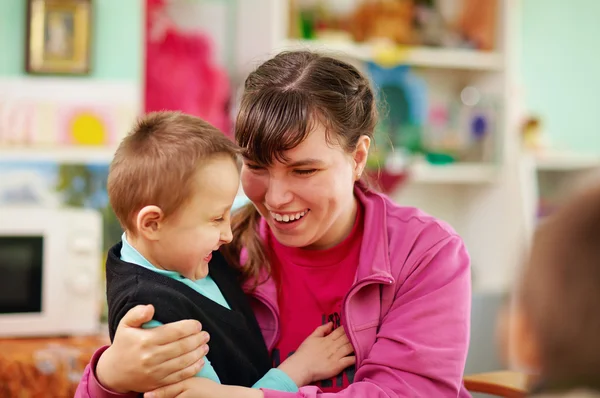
[25,0,92,75]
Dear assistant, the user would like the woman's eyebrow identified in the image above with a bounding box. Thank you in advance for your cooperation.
[286,158,325,167]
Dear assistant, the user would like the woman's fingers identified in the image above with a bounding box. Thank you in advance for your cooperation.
[159,358,205,387]
[151,330,209,366]
[119,304,155,329]
[153,319,204,346]
[145,381,186,398]
[158,344,208,381]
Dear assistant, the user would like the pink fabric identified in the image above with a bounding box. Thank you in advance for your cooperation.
[270,202,364,392]
[145,0,231,135]
[75,185,472,397]
[74,346,138,398]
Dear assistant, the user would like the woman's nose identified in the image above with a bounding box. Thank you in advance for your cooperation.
[265,178,293,209]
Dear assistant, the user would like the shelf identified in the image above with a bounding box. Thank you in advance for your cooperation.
[410,161,498,184]
[0,77,141,103]
[0,147,116,164]
[534,152,600,171]
[279,39,504,71]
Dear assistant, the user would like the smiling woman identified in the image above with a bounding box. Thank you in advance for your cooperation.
[240,123,365,250]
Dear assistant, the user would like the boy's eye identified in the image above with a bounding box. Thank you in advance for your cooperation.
[294,169,317,176]
[213,217,225,223]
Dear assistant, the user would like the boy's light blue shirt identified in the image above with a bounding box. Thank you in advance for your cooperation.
[120,233,297,392]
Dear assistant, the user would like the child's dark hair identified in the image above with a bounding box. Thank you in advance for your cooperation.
[108,111,239,235]
[221,50,378,288]
[520,184,600,385]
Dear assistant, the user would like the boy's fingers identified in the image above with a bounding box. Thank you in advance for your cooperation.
[338,355,356,369]
[311,322,333,337]
[328,325,347,340]
[336,341,354,357]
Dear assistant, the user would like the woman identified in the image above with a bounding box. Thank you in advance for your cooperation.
[76,51,472,398]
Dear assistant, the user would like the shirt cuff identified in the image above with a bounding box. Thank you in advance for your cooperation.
[88,346,139,398]
[255,368,299,393]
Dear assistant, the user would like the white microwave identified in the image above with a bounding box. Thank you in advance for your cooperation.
[0,206,102,337]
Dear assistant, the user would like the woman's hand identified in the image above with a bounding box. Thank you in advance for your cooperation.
[277,323,356,386]
[96,305,210,393]
[144,378,264,398]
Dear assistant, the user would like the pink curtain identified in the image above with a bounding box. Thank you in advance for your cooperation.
[145,0,231,136]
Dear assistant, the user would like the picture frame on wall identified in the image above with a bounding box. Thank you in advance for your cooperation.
[25,0,92,75]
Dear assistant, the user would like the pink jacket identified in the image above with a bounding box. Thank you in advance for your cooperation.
[75,185,472,397]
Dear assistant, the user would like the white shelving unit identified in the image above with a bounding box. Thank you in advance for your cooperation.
[0,147,117,164]
[280,38,505,71]
[410,161,498,184]
[534,151,600,171]
[0,78,140,164]
[519,150,600,243]
[233,0,527,293]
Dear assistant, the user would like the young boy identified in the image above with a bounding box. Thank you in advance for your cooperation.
[505,184,600,397]
[105,111,354,394]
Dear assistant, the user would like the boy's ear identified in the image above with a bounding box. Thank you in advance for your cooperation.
[136,205,164,241]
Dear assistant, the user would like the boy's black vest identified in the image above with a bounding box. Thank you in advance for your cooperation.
[105,243,272,388]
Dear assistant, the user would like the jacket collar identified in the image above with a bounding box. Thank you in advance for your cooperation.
[353,183,394,284]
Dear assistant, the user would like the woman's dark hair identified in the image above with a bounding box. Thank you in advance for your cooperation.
[221,51,378,287]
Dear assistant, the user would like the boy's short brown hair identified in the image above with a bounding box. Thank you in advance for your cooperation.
[520,184,600,384]
[108,111,239,233]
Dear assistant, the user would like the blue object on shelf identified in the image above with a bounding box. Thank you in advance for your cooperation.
[366,63,428,126]
[366,63,428,153]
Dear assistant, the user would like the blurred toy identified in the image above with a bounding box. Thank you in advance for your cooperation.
[349,0,417,45]
[457,0,497,50]
[522,116,544,151]
[367,62,428,154]
[413,0,450,47]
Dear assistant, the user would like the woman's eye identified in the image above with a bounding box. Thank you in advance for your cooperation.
[245,163,264,171]
[294,169,317,176]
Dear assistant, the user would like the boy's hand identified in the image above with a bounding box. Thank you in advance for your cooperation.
[277,323,355,387]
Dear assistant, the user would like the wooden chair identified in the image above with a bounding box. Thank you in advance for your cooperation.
[464,371,532,397]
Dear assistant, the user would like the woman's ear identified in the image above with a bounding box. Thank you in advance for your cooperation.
[136,205,164,241]
[353,135,371,180]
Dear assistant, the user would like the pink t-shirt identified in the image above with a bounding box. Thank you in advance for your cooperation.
[269,204,363,393]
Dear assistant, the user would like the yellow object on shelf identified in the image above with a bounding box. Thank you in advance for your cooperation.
[372,42,411,68]
[70,112,107,146]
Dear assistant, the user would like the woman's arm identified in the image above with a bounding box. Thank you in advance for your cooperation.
[74,305,209,397]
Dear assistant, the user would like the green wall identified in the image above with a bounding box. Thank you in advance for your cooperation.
[521,0,600,154]
[0,0,142,81]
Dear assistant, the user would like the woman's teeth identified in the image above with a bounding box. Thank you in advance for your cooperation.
[270,210,308,223]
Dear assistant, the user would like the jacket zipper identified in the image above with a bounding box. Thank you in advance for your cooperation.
[342,275,394,368]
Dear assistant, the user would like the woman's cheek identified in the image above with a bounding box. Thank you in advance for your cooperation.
[240,171,266,200]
